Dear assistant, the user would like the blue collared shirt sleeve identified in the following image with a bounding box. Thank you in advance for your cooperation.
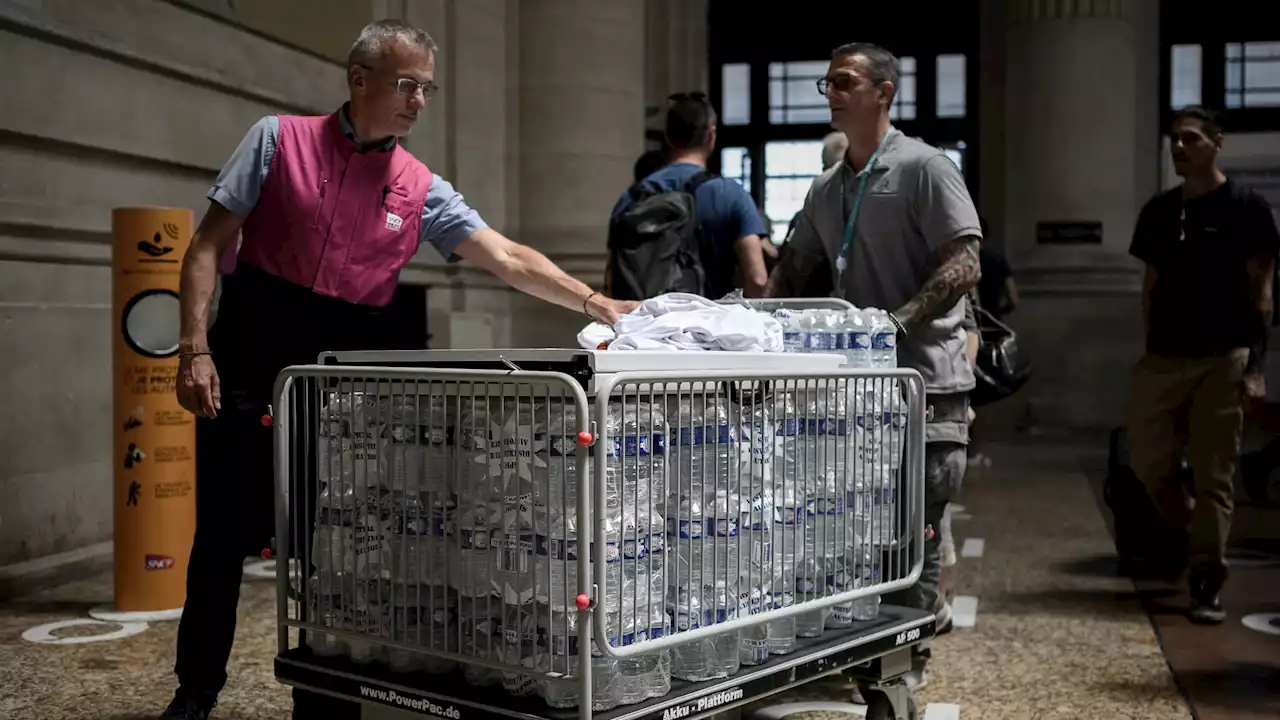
[725,180,768,239]
[207,115,278,218]
[420,175,488,262]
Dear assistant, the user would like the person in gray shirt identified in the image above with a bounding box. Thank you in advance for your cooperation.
[766,41,982,689]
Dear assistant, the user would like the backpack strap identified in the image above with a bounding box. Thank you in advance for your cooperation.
[684,170,716,194]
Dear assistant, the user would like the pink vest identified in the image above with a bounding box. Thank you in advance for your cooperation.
[238,113,433,307]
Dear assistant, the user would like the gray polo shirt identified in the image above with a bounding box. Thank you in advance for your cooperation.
[785,130,981,394]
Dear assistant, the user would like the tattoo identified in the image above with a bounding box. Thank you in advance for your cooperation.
[895,236,981,332]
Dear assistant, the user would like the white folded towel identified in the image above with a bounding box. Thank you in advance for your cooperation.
[578,293,783,352]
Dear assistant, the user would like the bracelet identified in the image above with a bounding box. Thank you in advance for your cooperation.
[887,312,908,338]
[583,291,602,319]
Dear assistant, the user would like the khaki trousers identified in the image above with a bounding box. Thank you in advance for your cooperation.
[1127,349,1248,569]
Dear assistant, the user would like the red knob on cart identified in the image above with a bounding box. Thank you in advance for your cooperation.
[576,431,594,447]
[575,593,591,610]
[261,414,273,427]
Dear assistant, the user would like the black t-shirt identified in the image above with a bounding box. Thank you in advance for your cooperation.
[977,248,1012,316]
[1130,179,1280,357]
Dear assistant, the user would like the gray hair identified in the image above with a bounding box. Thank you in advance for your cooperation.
[820,132,848,170]
[348,19,437,68]
[830,42,900,101]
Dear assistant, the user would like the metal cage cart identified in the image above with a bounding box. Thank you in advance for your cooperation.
[271,346,933,720]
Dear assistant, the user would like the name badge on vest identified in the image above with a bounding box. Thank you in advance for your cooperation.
[385,211,403,231]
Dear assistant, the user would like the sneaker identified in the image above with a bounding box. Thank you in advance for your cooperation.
[1187,565,1228,625]
[934,601,953,635]
[901,651,930,691]
[160,688,216,720]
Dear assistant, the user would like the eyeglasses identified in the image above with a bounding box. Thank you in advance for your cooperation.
[359,64,439,98]
[816,74,866,97]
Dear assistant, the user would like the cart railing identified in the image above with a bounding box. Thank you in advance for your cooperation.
[270,361,925,710]
[589,368,925,659]
[715,296,856,313]
[271,367,598,690]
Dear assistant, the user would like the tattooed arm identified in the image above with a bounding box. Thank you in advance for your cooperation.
[897,153,984,334]
[895,236,982,333]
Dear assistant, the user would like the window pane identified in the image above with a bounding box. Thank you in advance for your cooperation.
[768,60,830,125]
[764,140,825,244]
[1223,41,1280,108]
[720,147,751,194]
[1170,44,1202,109]
[721,63,750,126]
[890,56,917,121]
[936,54,966,118]
[764,178,811,244]
[765,140,824,177]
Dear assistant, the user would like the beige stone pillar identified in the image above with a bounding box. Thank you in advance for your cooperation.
[645,0,709,132]
[980,0,1160,435]
[517,0,645,262]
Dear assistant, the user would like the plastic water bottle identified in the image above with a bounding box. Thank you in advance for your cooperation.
[459,605,503,687]
[826,569,855,629]
[500,604,539,697]
[539,607,622,710]
[493,528,536,606]
[767,498,801,655]
[623,507,665,611]
[388,588,456,674]
[492,402,544,535]
[614,599,671,705]
[774,309,803,353]
[448,505,495,599]
[702,580,743,678]
[380,394,452,498]
[868,309,898,368]
[668,586,711,681]
[536,508,622,611]
[669,398,735,506]
[542,402,582,526]
[850,545,881,621]
[606,402,668,521]
[845,309,873,369]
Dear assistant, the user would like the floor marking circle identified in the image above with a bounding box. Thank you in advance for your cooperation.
[89,605,182,622]
[242,559,276,580]
[22,618,149,645]
[1241,613,1280,637]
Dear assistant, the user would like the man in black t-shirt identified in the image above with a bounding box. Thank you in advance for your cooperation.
[1128,106,1280,624]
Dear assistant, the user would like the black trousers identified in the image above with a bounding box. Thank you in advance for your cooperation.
[173,265,406,717]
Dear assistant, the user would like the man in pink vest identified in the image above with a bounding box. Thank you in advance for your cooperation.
[166,19,636,720]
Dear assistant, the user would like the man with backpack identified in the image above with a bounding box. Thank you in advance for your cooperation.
[607,92,769,300]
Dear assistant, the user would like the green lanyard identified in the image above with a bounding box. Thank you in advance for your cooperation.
[837,129,896,282]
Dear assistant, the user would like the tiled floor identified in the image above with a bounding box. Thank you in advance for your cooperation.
[7,436,1269,719]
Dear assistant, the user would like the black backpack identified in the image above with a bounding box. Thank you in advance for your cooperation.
[607,172,712,301]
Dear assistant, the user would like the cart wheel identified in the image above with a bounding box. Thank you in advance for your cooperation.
[862,688,918,720]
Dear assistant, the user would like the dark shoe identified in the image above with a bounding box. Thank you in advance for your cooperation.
[160,688,216,720]
[1188,566,1228,625]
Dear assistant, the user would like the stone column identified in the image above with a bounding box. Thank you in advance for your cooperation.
[645,0,709,133]
[980,0,1160,435]
[510,0,645,345]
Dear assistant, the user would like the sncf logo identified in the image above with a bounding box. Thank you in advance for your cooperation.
[145,554,175,571]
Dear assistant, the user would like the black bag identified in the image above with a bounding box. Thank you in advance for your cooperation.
[606,172,712,301]
[1104,426,1191,577]
[969,305,1032,407]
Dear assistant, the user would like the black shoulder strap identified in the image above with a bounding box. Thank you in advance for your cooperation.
[626,181,650,203]
[685,170,716,193]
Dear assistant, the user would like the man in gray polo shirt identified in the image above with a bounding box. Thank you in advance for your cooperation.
[767,41,981,686]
